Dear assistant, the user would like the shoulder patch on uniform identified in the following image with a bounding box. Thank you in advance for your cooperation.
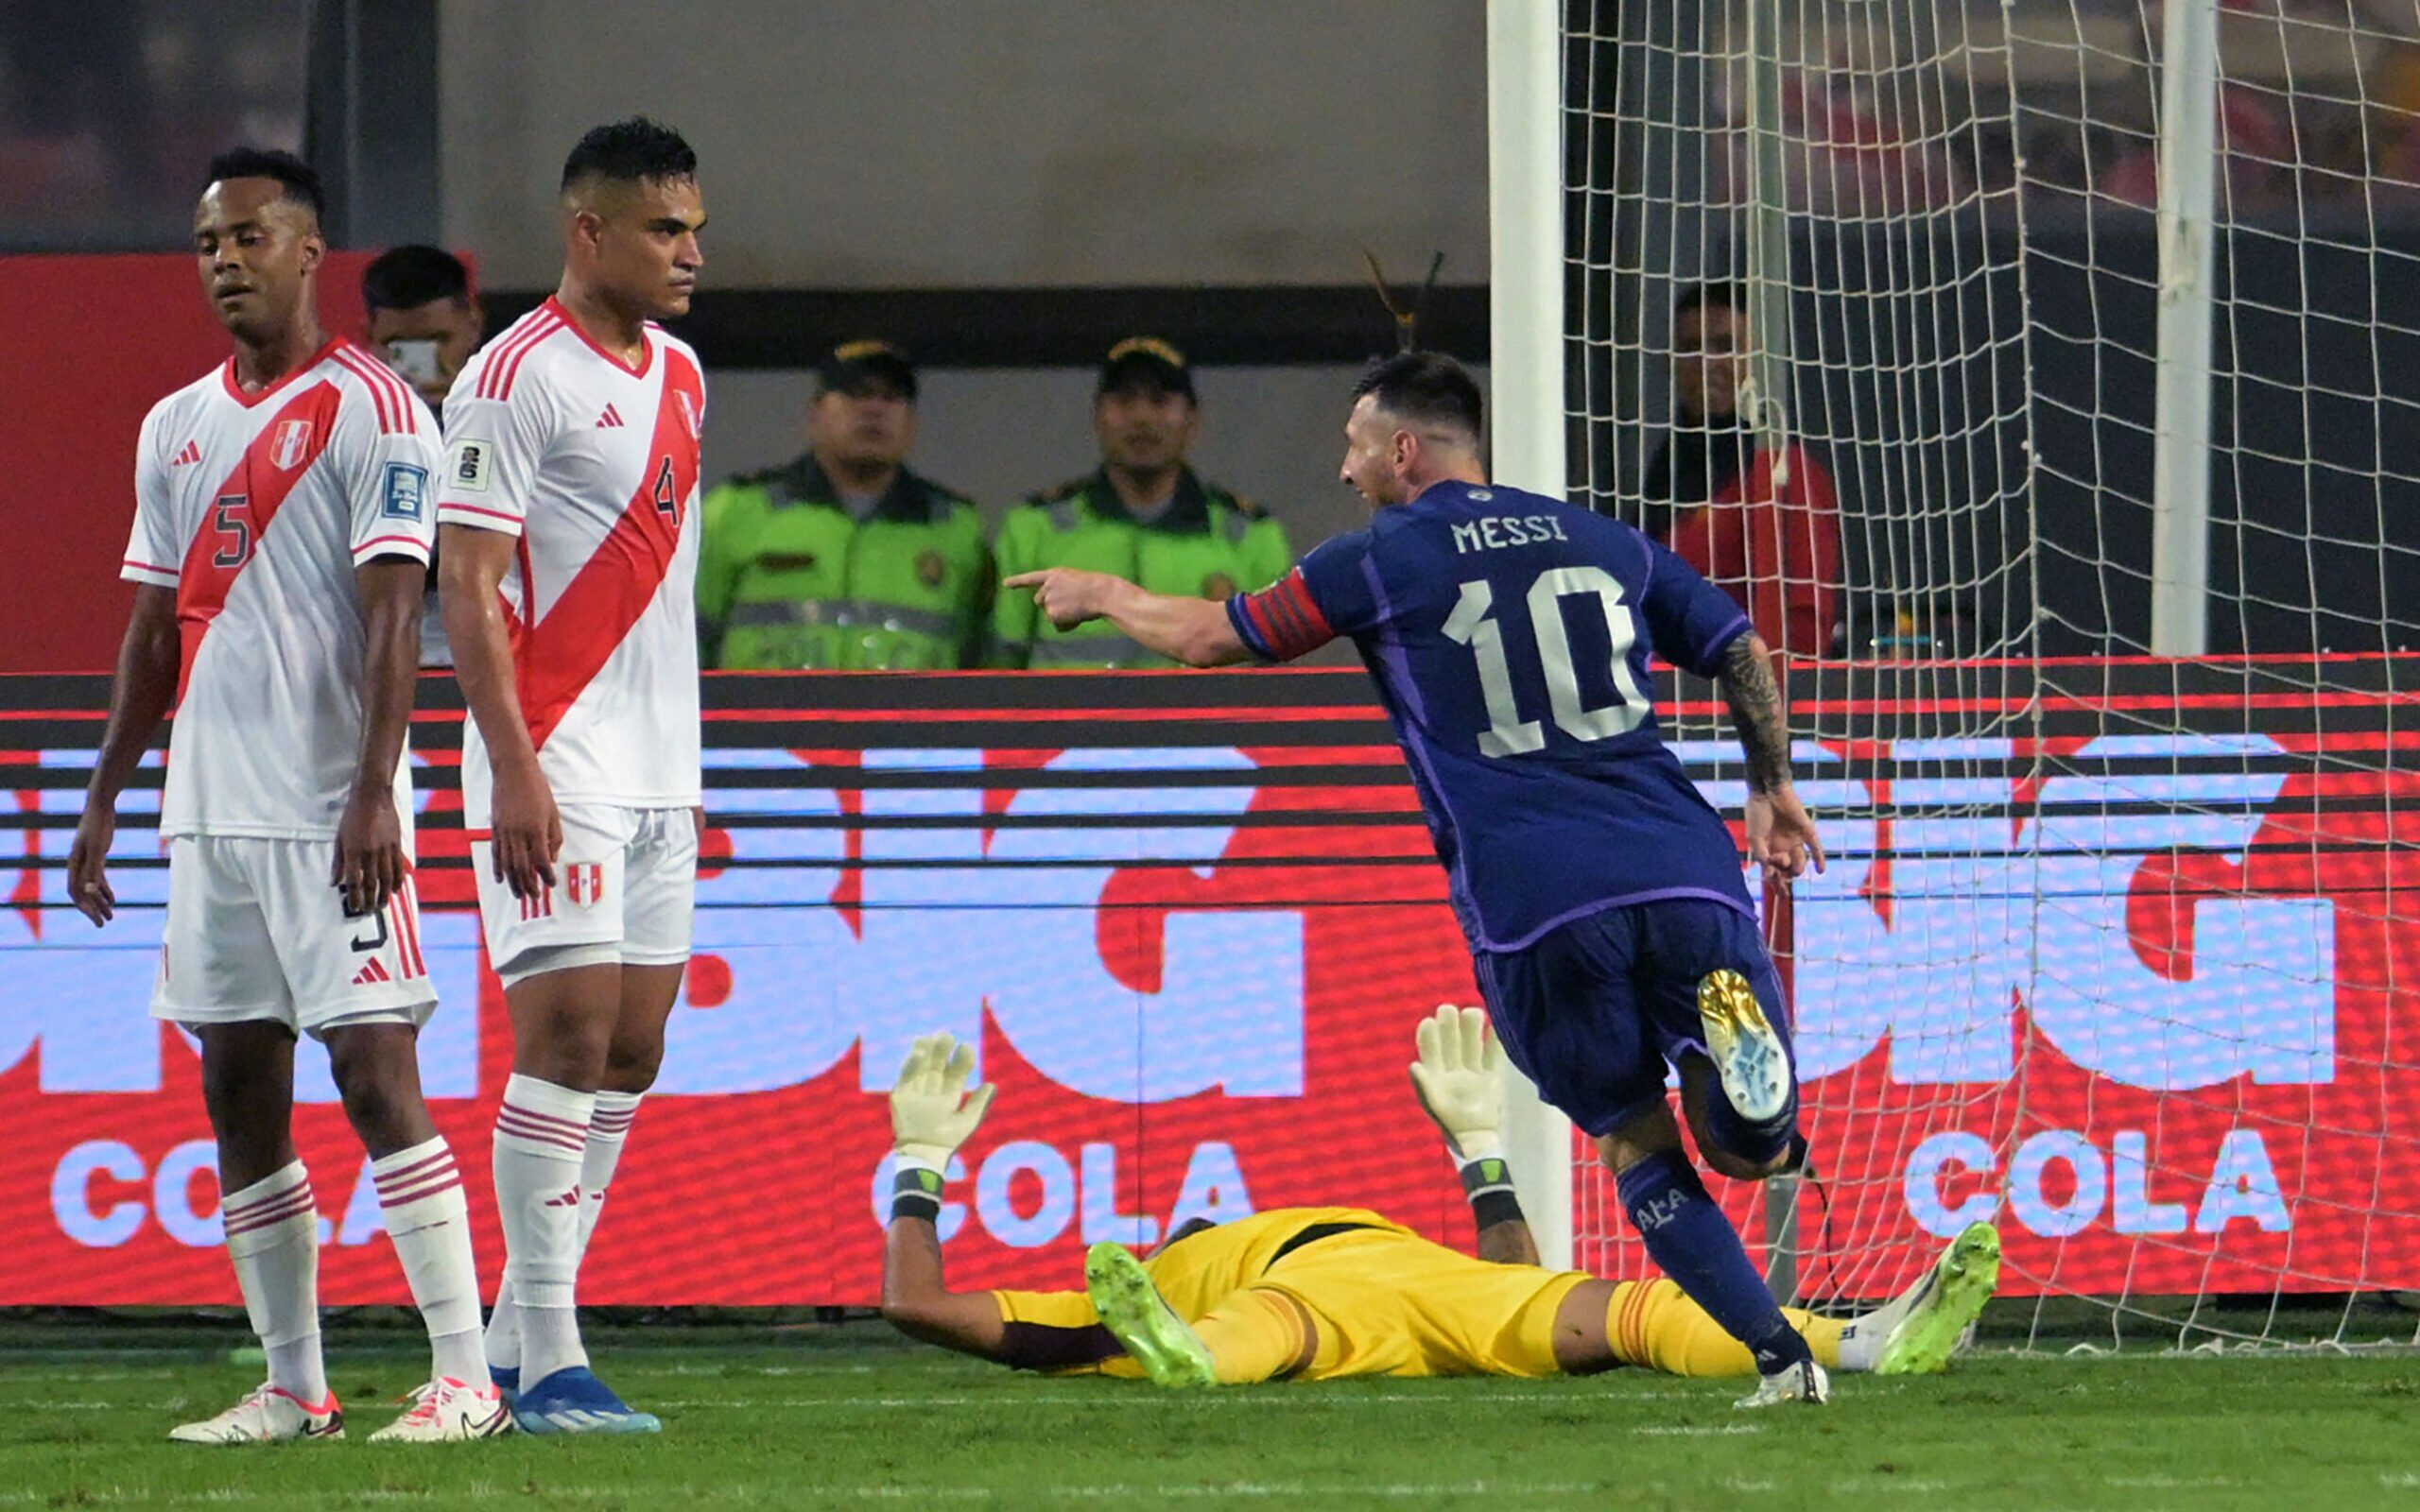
[382,461,428,520]
[447,438,493,492]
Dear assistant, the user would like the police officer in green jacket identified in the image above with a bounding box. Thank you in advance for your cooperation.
[994,337,1290,668]
[698,341,994,670]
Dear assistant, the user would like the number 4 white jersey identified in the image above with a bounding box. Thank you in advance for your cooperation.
[436,299,705,824]
[121,339,439,839]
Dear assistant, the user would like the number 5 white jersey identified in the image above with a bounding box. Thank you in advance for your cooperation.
[120,339,439,838]
[436,299,705,825]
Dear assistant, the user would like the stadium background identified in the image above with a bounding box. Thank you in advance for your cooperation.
[0,0,2415,1325]
[11,1,2415,671]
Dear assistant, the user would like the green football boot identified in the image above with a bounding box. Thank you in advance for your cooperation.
[1874,1221,2002,1376]
[1084,1242,1218,1389]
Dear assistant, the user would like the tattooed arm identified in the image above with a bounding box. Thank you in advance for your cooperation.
[1716,633,1824,881]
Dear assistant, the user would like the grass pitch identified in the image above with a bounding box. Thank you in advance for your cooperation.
[3,1315,2415,1511]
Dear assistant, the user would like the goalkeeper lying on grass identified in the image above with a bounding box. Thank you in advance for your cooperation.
[880,1005,1994,1393]
[880,1007,1999,1405]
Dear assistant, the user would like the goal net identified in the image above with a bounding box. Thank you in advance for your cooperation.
[1534,0,2420,1348]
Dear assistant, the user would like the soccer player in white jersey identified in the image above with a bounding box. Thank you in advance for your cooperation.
[436,118,707,1435]
[68,150,508,1445]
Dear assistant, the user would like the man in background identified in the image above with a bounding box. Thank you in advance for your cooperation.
[1640,283,1843,660]
[697,341,991,669]
[994,337,1289,668]
[363,246,485,666]
[362,246,483,418]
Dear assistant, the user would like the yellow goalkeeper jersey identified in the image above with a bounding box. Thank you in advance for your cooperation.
[991,1206,1589,1381]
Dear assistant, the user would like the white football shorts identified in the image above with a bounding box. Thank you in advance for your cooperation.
[471,804,698,987]
[151,834,438,1038]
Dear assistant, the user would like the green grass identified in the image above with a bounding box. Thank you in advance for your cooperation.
[4,1319,2418,1511]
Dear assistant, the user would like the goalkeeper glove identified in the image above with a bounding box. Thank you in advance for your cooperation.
[1409,1005,1524,1230]
[890,1031,997,1173]
[1409,1004,1506,1164]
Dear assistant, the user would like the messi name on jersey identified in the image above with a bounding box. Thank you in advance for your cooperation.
[1448,511,1569,554]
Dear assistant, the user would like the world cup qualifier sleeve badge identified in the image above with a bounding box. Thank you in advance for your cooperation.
[564,863,606,909]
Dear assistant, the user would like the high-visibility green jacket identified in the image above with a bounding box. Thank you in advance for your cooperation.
[992,468,1290,668]
[697,455,993,670]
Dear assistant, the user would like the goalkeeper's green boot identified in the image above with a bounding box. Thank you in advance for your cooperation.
[1876,1221,2001,1376]
[1085,1242,1217,1389]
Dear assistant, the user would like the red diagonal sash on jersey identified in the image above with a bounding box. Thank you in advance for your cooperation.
[514,350,703,749]
[176,382,343,701]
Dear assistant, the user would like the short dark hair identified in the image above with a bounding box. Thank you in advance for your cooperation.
[1352,351,1482,442]
[205,147,323,219]
[1674,280,1747,324]
[561,116,698,193]
[362,245,472,314]
[1160,1217,1221,1250]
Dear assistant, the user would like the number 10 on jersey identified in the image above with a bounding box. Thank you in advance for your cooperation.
[1442,567,1651,756]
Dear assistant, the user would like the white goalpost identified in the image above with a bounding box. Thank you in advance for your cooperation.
[1494,0,2420,1346]
[1485,0,1580,1274]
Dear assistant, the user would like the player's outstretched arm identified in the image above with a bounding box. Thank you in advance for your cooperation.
[69,586,179,927]
[437,524,560,900]
[1409,1005,1540,1266]
[880,1032,1011,1360]
[1002,568,1251,667]
[334,559,424,918]
[1715,632,1824,883]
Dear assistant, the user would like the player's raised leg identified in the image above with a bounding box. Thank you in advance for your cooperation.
[1664,905,1804,1184]
[1480,908,1823,1404]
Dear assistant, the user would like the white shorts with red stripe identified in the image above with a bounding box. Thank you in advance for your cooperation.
[151,835,436,1037]
[471,804,697,987]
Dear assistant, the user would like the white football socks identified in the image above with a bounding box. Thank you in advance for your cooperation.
[491,1074,594,1385]
[486,1089,645,1378]
[579,1091,643,1253]
[372,1137,489,1388]
[220,1162,328,1404]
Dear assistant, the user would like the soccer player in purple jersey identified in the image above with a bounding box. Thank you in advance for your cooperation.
[1007,352,1833,1406]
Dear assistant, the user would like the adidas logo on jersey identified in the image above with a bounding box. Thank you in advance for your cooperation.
[352,958,391,987]
[171,439,203,467]
[596,404,626,428]
[543,1185,584,1209]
